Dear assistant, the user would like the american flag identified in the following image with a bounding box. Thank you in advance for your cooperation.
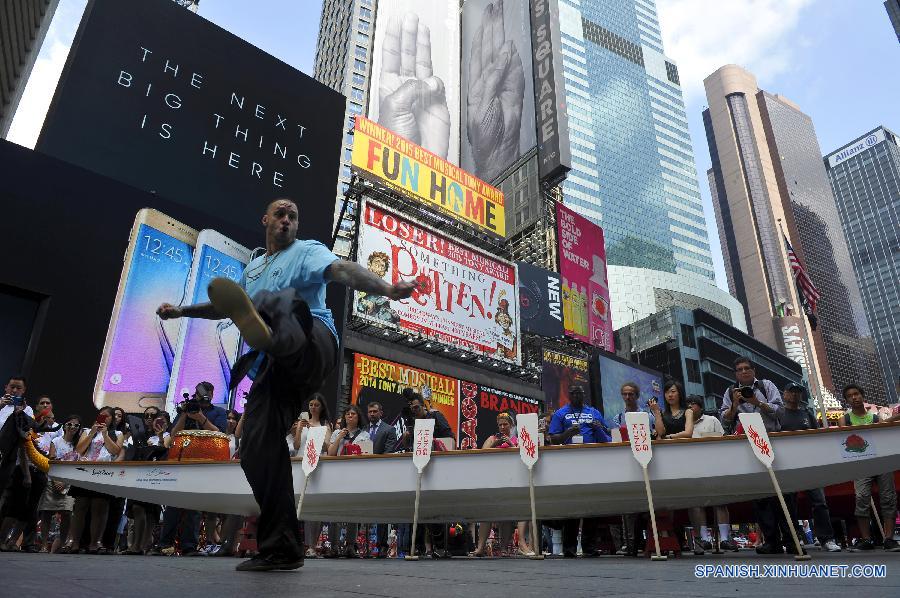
[784,234,820,330]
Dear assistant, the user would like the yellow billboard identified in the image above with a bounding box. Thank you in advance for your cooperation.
[351,117,506,237]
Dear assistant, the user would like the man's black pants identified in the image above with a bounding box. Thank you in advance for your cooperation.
[237,290,337,561]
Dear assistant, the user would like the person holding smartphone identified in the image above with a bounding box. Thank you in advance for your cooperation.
[61,407,123,554]
[156,198,416,571]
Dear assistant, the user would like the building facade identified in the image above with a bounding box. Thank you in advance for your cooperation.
[703,65,885,404]
[608,265,746,334]
[825,126,900,404]
[555,0,716,283]
[614,307,803,414]
[0,0,59,137]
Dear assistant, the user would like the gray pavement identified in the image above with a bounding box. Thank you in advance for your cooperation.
[1,549,898,597]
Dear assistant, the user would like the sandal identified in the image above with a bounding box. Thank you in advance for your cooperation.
[86,543,102,555]
[467,550,485,557]
[58,543,77,554]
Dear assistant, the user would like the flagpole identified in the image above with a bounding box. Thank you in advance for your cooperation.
[777,220,829,428]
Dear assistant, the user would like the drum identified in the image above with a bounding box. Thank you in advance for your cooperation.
[168,430,230,461]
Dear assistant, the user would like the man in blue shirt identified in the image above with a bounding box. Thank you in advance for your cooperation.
[157,198,415,571]
[547,385,610,557]
[549,385,611,445]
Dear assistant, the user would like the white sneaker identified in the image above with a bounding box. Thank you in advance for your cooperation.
[823,540,841,552]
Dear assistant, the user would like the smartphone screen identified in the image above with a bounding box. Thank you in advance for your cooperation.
[171,244,248,406]
[102,223,192,394]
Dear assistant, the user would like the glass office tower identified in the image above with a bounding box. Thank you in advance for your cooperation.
[826,127,900,404]
[556,0,716,283]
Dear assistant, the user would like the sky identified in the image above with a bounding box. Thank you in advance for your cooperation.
[8,0,900,291]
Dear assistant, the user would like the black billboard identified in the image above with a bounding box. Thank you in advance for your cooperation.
[517,261,563,337]
[37,0,344,240]
[529,0,571,186]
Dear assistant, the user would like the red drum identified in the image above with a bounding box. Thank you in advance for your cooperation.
[168,430,230,461]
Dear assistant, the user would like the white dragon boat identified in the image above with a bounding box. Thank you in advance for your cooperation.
[50,423,899,523]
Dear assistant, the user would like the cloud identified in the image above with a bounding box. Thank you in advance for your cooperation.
[656,0,816,103]
[5,0,87,149]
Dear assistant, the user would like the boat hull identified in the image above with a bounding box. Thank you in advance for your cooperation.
[50,423,900,523]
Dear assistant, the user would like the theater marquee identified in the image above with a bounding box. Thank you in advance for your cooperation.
[351,117,506,237]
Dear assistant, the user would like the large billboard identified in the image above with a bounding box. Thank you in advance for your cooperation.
[460,0,536,183]
[592,351,663,423]
[36,0,344,240]
[541,348,589,409]
[368,0,460,164]
[557,203,613,351]
[529,0,571,185]
[517,261,563,337]
[350,353,459,439]
[459,381,541,449]
[351,117,506,237]
[355,199,521,364]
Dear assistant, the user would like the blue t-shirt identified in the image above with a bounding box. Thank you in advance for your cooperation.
[240,239,340,340]
[549,404,611,444]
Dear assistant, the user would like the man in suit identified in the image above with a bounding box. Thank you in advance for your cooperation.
[366,402,397,558]
[366,402,397,455]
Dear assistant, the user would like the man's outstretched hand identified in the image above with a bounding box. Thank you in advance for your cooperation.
[378,13,451,159]
[156,303,182,320]
[466,0,525,181]
[387,281,417,301]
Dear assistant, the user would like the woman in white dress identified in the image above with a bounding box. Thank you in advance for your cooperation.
[60,406,124,554]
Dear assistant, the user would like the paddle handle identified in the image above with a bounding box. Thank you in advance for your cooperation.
[642,466,664,559]
[295,475,309,520]
[767,466,809,560]
[528,467,542,559]
[870,497,886,540]
[409,472,422,558]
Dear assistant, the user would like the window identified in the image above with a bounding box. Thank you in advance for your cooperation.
[681,324,696,348]
[352,73,365,86]
[355,45,367,59]
[358,20,370,33]
[360,7,372,19]
[685,359,701,384]
[350,87,364,102]
[353,59,366,72]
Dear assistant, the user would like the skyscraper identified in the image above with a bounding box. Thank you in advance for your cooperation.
[555,0,716,283]
[313,0,376,256]
[703,64,885,404]
[886,0,900,43]
[0,0,60,137]
[825,127,900,405]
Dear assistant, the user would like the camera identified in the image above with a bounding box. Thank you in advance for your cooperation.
[737,385,755,399]
[400,405,415,429]
[177,392,201,414]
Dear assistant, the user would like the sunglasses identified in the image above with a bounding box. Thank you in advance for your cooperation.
[64,423,80,428]
[144,413,160,419]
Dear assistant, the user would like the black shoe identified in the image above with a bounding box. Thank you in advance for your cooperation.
[208,278,272,350]
[236,553,304,572]
[883,538,900,552]
[21,544,41,553]
[787,544,808,556]
[851,539,875,551]
[719,540,739,552]
[755,543,784,555]
[562,550,577,558]
[181,548,204,557]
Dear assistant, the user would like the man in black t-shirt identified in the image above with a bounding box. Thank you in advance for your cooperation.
[778,383,841,552]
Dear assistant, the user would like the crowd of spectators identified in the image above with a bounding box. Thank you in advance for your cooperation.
[1,359,898,559]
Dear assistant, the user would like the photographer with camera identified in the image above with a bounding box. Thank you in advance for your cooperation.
[170,382,228,435]
[720,357,783,434]
[149,382,224,557]
[719,358,792,554]
[397,388,454,451]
